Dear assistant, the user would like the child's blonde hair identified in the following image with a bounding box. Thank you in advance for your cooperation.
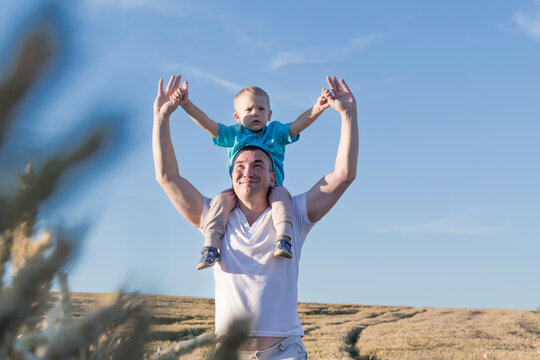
[234,86,270,110]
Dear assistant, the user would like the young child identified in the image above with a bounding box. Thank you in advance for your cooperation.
[170,78,329,270]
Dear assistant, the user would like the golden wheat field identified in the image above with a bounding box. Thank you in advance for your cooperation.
[53,292,540,360]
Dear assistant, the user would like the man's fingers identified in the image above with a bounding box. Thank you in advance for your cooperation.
[327,76,344,95]
[158,78,164,95]
[326,76,336,93]
[332,76,343,93]
[340,78,351,93]
[182,80,188,90]
[172,74,181,92]
[165,75,175,94]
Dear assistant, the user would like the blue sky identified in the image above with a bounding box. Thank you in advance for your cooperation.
[2,0,539,310]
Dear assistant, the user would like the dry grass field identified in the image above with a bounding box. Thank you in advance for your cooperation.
[58,292,540,360]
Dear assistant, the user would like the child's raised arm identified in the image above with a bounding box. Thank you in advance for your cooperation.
[170,79,220,138]
[289,88,330,138]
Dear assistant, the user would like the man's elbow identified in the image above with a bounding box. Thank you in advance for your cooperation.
[337,169,357,186]
[155,171,175,187]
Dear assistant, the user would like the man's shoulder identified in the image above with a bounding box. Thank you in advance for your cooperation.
[291,192,304,202]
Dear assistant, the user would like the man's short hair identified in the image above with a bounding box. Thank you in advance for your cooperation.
[234,86,271,110]
[232,145,275,173]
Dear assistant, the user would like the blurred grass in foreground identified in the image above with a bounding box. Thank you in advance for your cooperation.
[0,6,247,360]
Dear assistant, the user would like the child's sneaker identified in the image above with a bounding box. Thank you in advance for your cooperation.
[196,246,220,270]
[273,236,292,259]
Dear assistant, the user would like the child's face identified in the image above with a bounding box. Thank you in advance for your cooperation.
[233,93,272,132]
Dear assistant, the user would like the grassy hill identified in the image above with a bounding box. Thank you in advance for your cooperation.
[59,292,540,360]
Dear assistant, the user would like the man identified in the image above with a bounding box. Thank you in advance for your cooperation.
[153,75,358,359]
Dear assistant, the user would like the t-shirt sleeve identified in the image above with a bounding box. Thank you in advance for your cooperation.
[198,196,212,231]
[213,123,236,148]
[293,192,316,248]
[272,122,299,145]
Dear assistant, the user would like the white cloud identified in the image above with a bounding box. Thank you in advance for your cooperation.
[512,1,540,41]
[372,217,505,236]
[270,34,383,70]
[184,67,242,93]
[84,0,195,17]
[157,59,242,93]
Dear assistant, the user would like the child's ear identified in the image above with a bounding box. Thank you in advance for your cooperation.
[268,110,272,122]
[234,112,241,123]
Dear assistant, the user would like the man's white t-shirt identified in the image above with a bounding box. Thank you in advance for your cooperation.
[199,192,315,337]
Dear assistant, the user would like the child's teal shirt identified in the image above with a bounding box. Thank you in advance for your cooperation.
[213,121,299,186]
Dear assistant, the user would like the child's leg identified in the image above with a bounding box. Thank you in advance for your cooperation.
[269,185,293,239]
[268,185,293,259]
[203,188,237,247]
[198,188,237,270]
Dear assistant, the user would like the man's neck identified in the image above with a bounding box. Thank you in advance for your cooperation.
[237,197,270,226]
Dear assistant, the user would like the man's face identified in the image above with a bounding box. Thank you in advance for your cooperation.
[233,93,272,133]
[231,149,275,199]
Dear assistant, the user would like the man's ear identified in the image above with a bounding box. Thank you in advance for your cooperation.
[234,112,241,123]
[270,171,276,187]
[268,110,272,122]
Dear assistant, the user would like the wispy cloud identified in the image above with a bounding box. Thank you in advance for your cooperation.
[85,0,196,17]
[512,1,540,41]
[158,59,242,93]
[270,34,383,70]
[372,217,505,235]
[184,66,242,92]
[219,22,276,50]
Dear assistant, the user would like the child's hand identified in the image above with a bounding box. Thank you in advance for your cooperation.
[316,88,331,112]
[170,80,189,106]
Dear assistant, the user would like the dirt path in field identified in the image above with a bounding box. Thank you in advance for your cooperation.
[297,302,539,360]
[60,293,540,360]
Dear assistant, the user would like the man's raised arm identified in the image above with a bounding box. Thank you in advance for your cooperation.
[153,75,204,227]
[306,76,359,223]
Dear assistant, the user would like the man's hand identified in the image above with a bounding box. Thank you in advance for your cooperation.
[171,80,189,107]
[323,76,356,114]
[154,75,184,118]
